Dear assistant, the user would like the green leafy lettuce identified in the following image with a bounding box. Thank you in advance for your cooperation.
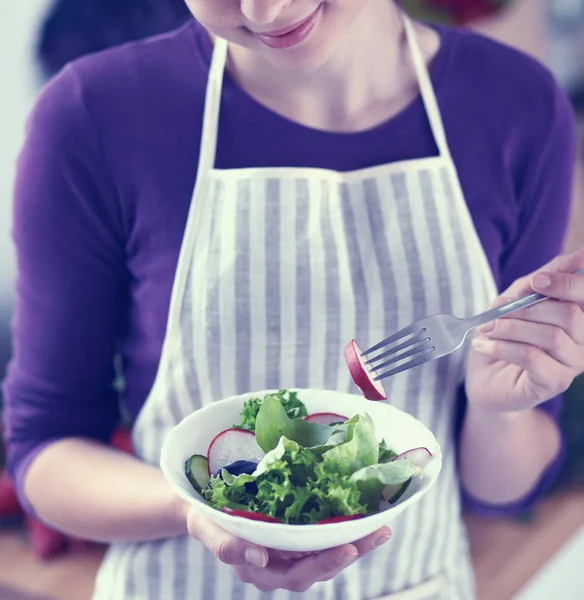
[350,460,420,512]
[198,390,425,524]
[254,394,333,453]
[234,390,308,431]
[322,414,378,475]
[204,437,368,524]
[378,439,399,463]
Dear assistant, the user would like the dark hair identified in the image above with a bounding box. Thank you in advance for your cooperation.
[36,0,191,77]
[400,0,515,25]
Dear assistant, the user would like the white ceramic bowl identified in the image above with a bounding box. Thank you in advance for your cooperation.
[160,388,442,552]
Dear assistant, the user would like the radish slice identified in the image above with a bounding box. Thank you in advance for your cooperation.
[304,413,348,425]
[222,508,280,523]
[344,340,387,401]
[207,429,265,475]
[317,515,365,525]
[392,447,433,470]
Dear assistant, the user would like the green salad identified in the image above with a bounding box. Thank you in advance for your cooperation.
[185,390,429,525]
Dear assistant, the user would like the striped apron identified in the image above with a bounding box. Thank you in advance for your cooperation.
[92,13,497,600]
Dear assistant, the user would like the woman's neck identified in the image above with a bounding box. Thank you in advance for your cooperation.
[225,1,440,132]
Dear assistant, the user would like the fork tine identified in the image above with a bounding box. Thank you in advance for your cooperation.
[364,330,431,366]
[372,349,435,381]
[368,340,434,373]
[363,323,426,356]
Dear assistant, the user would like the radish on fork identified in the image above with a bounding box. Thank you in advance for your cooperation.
[344,340,387,400]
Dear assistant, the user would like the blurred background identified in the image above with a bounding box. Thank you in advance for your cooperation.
[0,1,583,599]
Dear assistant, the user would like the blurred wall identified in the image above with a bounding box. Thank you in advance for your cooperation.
[0,1,51,375]
[471,0,547,61]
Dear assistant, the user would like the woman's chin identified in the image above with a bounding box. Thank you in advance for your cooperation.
[255,41,336,75]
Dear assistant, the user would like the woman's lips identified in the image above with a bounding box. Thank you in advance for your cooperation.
[255,5,323,50]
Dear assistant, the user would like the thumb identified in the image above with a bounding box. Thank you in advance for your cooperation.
[187,509,268,568]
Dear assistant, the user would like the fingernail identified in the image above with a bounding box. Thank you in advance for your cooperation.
[533,273,552,289]
[374,534,391,549]
[479,322,496,334]
[245,547,267,568]
[341,552,359,567]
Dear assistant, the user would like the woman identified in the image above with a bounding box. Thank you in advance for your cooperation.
[3,1,582,599]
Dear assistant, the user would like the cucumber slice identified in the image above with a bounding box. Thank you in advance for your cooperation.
[382,478,411,504]
[185,454,210,494]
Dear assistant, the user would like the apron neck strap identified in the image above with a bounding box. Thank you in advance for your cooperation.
[197,12,452,175]
[196,35,229,176]
[401,14,451,159]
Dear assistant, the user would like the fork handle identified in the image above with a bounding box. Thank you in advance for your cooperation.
[468,268,584,329]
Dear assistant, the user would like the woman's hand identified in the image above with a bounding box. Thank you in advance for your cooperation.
[186,508,391,592]
[466,248,584,412]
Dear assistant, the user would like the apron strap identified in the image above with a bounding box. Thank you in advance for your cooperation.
[401,14,498,302]
[196,36,229,176]
[401,14,452,160]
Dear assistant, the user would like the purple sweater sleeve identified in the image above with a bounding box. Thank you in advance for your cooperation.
[1,66,126,514]
[459,77,576,516]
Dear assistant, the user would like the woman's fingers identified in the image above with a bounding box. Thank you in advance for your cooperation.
[271,527,390,564]
[188,513,391,592]
[350,527,391,556]
[500,247,584,300]
[281,545,359,592]
[269,549,318,562]
[233,545,358,592]
[478,313,583,369]
[471,337,573,397]
[318,527,391,582]
[513,299,584,344]
[531,270,584,303]
[187,510,268,568]
[234,528,393,591]
[528,247,584,303]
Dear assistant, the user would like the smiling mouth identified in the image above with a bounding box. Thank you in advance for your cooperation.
[254,4,323,50]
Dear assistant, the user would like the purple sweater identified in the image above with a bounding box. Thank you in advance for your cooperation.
[2,20,576,517]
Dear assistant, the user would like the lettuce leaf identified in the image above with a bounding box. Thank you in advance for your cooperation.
[235,390,308,431]
[307,423,349,456]
[349,460,420,512]
[378,438,398,463]
[204,469,256,512]
[255,395,333,453]
[322,414,379,475]
[253,436,300,477]
[253,440,367,523]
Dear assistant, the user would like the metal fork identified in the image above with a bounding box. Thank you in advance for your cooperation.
[363,268,584,381]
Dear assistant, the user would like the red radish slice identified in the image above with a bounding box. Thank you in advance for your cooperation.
[344,340,387,400]
[392,447,432,470]
[304,413,348,425]
[317,515,365,524]
[207,429,264,475]
[222,508,280,523]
